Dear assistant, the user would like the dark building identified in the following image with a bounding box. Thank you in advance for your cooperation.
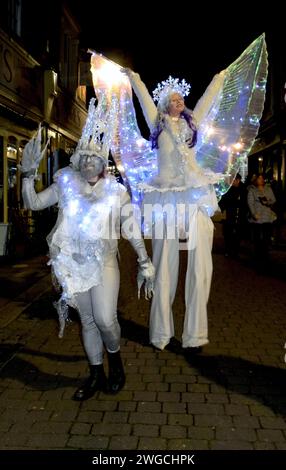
[0,0,88,256]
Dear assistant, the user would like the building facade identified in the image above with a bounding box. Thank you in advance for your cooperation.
[0,0,88,255]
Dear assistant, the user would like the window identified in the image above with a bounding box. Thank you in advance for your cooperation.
[7,0,22,36]
[7,138,18,222]
[77,85,86,103]
[61,34,79,92]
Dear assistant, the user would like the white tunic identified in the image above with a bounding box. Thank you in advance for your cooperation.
[22,168,148,301]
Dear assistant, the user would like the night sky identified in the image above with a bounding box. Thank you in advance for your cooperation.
[66,4,278,131]
[74,25,269,99]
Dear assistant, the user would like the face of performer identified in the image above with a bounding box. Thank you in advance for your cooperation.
[168,93,185,117]
[79,154,105,182]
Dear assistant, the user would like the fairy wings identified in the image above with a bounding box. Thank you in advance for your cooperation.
[87,34,268,201]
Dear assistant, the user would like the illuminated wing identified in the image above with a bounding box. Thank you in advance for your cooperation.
[90,53,157,203]
[195,34,268,197]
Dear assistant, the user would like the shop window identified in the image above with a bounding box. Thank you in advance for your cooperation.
[0,136,3,223]
[8,159,17,190]
[7,138,18,223]
[7,140,17,182]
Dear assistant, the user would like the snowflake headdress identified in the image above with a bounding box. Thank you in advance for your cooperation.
[152,76,191,111]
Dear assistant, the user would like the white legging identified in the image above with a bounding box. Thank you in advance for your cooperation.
[75,256,120,365]
[150,209,214,349]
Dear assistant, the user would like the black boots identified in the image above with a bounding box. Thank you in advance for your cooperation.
[107,351,126,394]
[73,352,125,401]
[73,364,107,401]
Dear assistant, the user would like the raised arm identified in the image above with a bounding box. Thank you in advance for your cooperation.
[127,71,158,131]
[22,176,59,210]
[19,125,57,210]
[193,71,226,127]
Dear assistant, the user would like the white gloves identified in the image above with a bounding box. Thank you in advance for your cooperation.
[18,124,49,176]
[137,257,155,300]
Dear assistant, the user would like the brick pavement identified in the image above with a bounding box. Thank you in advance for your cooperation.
[0,230,286,451]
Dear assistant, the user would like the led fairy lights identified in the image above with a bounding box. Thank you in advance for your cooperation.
[50,168,123,313]
[196,36,267,197]
[89,52,158,203]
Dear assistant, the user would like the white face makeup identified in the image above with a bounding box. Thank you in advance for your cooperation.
[79,154,105,181]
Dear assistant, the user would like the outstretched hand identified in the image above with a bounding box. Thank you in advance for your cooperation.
[18,124,50,175]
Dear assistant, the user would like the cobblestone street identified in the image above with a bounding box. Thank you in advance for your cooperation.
[0,227,286,451]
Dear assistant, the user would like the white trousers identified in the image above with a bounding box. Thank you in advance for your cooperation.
[75,256,120,365]
[150,209,214,349]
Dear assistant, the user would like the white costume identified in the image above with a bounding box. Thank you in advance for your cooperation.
[88,35,267,352]
[22,168,152,360]
[129,72,223,350]
[20,123,155,399]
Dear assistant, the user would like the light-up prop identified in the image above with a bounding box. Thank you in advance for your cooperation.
[89,51,158,204]
[89,50,130,96]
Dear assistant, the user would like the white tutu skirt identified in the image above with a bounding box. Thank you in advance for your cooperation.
[139,181,219,240]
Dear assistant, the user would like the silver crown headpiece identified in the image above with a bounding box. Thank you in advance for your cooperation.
[70,98,109,168]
